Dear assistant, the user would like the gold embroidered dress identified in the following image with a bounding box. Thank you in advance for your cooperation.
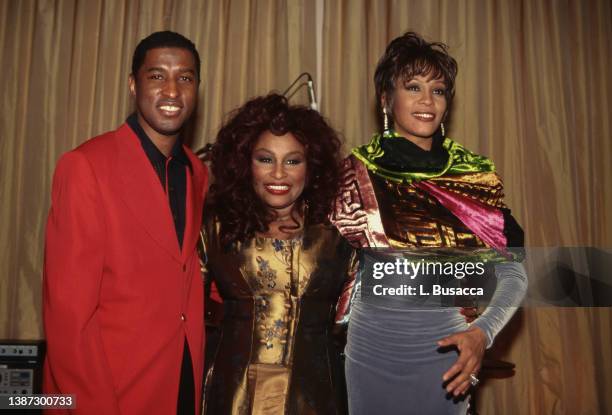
[203,220,354,415]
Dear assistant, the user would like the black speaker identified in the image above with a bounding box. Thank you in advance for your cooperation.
[0,340,45,415]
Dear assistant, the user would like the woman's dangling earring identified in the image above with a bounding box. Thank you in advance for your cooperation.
[440,122,445,137]
[383,107,390,135]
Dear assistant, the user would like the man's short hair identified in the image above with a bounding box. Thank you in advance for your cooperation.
[131,31,201,81]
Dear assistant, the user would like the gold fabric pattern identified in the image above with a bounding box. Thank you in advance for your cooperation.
[330,156,391,248]
[331,156,503,251]
[203,219,354,414]
[245,238,306,365]
[371,175,488,249]
[429,172,506,209]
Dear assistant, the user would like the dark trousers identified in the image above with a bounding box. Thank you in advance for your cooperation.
[177,339,195,415]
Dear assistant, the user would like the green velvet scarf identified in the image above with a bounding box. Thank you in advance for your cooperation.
[352,131,496,184]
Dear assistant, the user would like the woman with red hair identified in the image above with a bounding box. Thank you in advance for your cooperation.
[202,94,354,414]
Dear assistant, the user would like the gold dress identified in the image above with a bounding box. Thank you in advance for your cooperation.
[202,219,355,415]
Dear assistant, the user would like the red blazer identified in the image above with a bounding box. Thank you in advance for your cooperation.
[43,123,207,414]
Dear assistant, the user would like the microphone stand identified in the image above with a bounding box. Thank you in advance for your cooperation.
[195,72,319,160]
[282,72,318,111]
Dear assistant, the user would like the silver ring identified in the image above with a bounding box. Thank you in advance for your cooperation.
[469,373,480,387]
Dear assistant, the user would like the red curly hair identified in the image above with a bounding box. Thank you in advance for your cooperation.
[209,93,342,247]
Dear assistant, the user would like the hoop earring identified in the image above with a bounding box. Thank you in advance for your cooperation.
[440,122,445,137]
[383,107,390,134]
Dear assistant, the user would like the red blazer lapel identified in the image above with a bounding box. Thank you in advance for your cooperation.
[181,149,206,262]
[115,124,182,263]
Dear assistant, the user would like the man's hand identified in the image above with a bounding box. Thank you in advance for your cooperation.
[438,326,487,396]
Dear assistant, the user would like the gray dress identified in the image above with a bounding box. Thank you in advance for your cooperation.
[345,261,527,415]
[330,150,528,415]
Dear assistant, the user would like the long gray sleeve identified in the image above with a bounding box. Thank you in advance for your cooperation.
[472,261,528,348]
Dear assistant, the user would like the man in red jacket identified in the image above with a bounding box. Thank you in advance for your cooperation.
[43,31,207,415]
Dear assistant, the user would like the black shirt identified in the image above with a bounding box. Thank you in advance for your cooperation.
[126,113,192,248]
[377,131,449,173]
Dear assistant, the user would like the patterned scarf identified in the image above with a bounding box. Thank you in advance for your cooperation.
[352,131,496,184]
